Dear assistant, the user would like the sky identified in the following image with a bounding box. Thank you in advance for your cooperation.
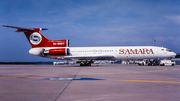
[0,0,180,62]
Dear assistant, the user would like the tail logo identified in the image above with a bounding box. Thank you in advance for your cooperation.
[29,32,42,45]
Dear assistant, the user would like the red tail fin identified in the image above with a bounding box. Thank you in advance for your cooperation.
[3,25,69,48]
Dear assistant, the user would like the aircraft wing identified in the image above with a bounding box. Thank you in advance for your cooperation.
[59,55,115,60]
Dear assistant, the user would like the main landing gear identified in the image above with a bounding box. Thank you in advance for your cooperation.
[79,60,94,66]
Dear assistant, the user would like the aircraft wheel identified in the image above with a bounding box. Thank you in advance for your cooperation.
[160,64,165,66]
[80,63,91,66]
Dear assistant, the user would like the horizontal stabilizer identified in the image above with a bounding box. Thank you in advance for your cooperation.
[2,25,48,32]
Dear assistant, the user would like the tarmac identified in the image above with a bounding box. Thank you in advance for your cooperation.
[0,64,180,101]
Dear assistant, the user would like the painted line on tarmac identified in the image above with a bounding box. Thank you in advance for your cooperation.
[0,75,104,80]
[0,68,169,80]
[0,74,66,79]
[0,75,43,79]
[118,79,180,84]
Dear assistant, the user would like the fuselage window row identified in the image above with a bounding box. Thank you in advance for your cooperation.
[70,50,114,53]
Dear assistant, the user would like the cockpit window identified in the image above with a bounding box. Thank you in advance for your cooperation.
[166,49,172,52]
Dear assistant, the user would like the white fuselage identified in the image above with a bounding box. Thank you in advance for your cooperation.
[29,46,176,60]
[4,25,176,65]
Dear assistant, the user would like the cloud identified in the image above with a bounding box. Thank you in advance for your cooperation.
[165,16,180,25]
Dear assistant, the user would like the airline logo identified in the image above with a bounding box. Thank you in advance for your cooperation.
[119,48,154,54]
[29,32,42,45]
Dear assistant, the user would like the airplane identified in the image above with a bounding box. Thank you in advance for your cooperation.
[3,25,176,66]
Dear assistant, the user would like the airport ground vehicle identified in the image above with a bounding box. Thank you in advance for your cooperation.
[160,60,175,66]
[138,59,159,66]
[138,59,175,66]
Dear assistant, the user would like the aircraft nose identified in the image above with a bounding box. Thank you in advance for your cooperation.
[172,52,177,58]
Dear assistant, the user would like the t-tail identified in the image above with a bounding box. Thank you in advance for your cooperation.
[2,25,70,48]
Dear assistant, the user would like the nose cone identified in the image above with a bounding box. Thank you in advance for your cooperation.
[172,52,177,58]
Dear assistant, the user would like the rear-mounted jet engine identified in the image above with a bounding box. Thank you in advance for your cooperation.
[43,48,70,56]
